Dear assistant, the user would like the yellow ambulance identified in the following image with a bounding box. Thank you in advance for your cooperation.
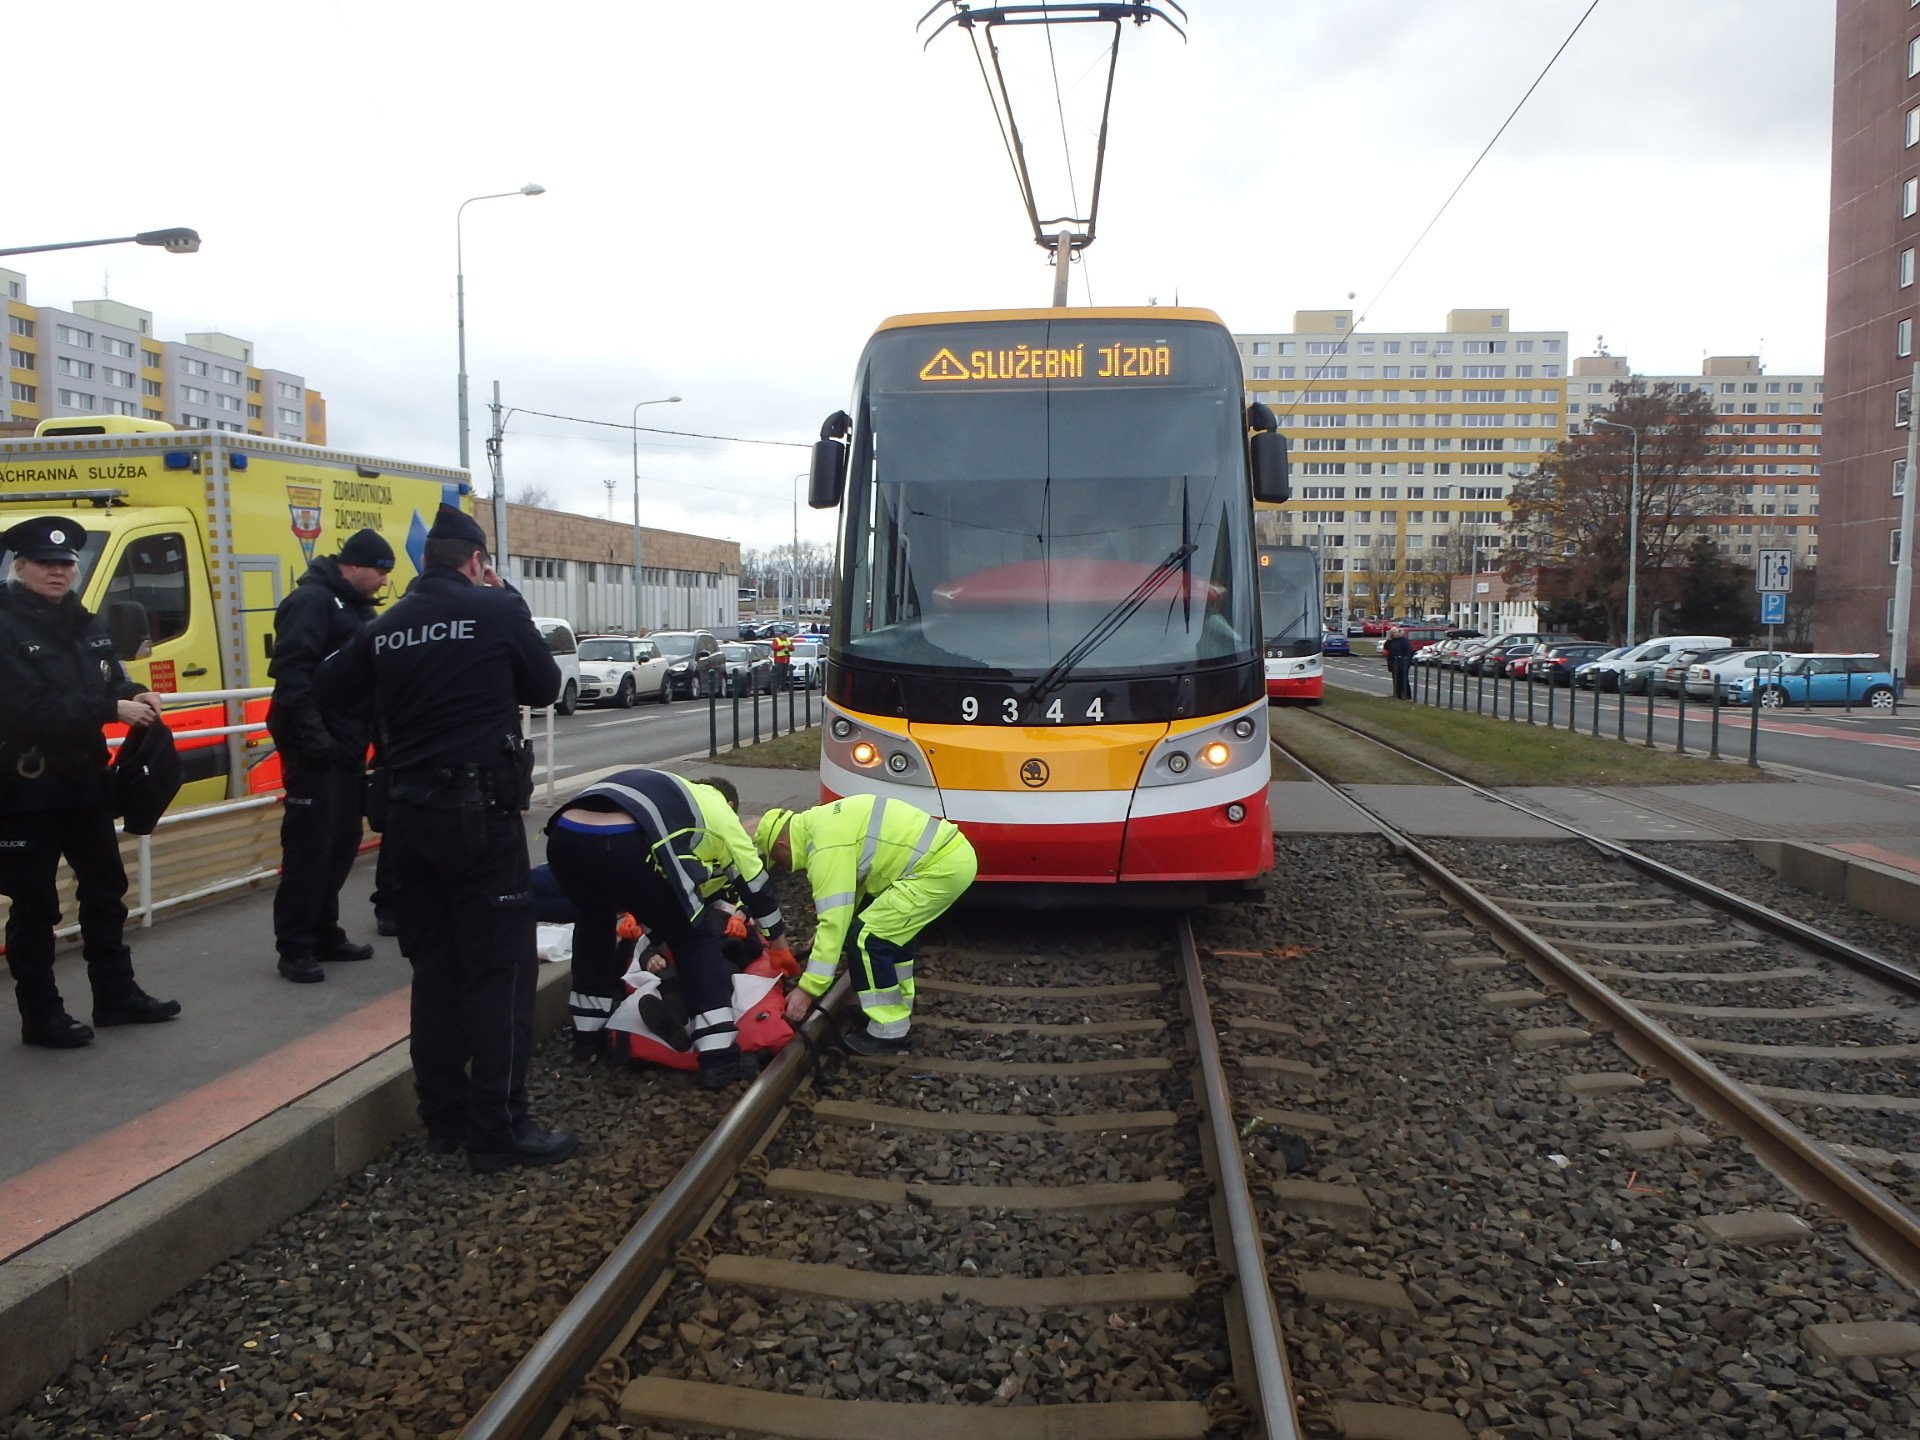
[0,417,472,803]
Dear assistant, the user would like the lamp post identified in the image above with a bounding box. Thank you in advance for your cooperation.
[1591,417,1642,646]
[456,184,545,471]
[0,227,201,258]
[631,395,684,633]
[791,472,806,619]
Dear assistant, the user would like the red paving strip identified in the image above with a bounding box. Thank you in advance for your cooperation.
[0,986,411,1263]
[1833,842,1920,878]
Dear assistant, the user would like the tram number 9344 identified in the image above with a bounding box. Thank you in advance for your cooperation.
[960,695,1106,724]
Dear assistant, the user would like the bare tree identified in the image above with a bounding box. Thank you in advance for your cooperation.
[1353,536,1400,616]
[509,483,554,509]
[1502,379,1720,642]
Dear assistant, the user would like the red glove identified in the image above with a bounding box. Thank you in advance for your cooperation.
[724,911,750,940]
[764,941,801,977]
[616,912,644,941]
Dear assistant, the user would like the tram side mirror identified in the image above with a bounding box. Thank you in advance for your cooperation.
[106,601,152,662]
[810,410,851,509]
[1247,402,1291,504]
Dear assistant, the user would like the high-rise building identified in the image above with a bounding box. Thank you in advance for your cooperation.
[0,267,322,442]
[1820,2,1918,671]
[1566,352,1823,570]
[1235,308,1569,618]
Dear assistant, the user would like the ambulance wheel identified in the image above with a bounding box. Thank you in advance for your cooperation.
[556,681,579,716]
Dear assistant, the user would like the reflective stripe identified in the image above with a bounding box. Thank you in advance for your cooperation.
[815,891,856,912]
[803,959,839,980]
[893,961,916,983]
[569,992,614,1013]
[591,781,708,916]
[692,1031,736,1052]
[901,815,944,876]
[856,985,904,1007]
[866,1016,911,1040]
[857,798,889,884]
[690,1006,733,1030]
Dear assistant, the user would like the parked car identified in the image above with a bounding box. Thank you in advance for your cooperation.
[1471,642,1539,678]
[575,635,672,707]
[1685,650,1794,701]
[1727,654,1899,711]
[1570,646,1633,688]
[1414,637,1468,666]
[530,616,582,715]
[1654,646,1736,697]
[736,621,762,639]
[1321,629,1352,656]
[1586,635,1732,694]
[1527,642,1614,686]
[788,637,827,688]
[651,629,726,698]
[718,641,776,695]
[1361,617,1394,637]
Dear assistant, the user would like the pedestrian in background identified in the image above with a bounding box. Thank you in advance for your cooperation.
[0,516,180,1048]
[317,506,574,1173]
[1384,626,1415,700]
[769,630,793,691]
[266,527,393,984]
[753,796,976,1056]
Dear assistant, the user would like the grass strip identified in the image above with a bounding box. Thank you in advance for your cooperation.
[710,725,821,770]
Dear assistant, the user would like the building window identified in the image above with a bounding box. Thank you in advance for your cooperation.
[182,385,209,404]
[1906,177,1918,218]
[1911,34,1920,76]
[247,376,262,393]
[215,366,242,385]
[180,357,208,376]
[1894,529,1905,566]
[8,348,33,371]
[277,407,302,426]
[102,337,135,359]
[56,325,92,348]
[216,393,243,412]
[141,378,163,397]
[141,349,161,368]
[104,367,135,388]
[57,388,95,408]
[247,402,262,419]
[1903,319,1914,358]
[8,316,32,337]
[56,357,93,379]
[179,413,207,427]
[1898,460,1909,497]
[9,382,35,403]
[277,381,302,399]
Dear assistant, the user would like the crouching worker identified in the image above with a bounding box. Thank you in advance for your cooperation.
[753,797,976,1056]
[544,768,791,1090]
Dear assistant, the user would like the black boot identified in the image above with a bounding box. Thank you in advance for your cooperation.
[278,955,325,984]
[322,939,375,962]
[93,987,182,1026]
[467,1120,580,1173]
[23,1011,94,1048]
[694,1047,759,1091]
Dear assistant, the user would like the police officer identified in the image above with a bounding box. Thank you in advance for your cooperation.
[0,516,180,1048]
[316,506,575,1172]
[753,797,976,1055]
[769,630,793,691]
[267,527,393,984]
[544,767,792,1088]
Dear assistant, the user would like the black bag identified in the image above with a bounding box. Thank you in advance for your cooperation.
[113,722,183,835]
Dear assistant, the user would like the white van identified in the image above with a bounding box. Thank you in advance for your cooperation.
[530,616,582,715]
[1589,635,1733,695]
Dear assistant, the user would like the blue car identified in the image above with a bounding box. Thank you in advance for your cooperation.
[1321,630,1352,656]
[1727,653,1898,711]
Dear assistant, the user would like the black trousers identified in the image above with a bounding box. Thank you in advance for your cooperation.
[0,804,136,1022]
[273,755,365,959]
[544,826,736,1054]
[1389,658,1412,698]
[386,800,537,1146]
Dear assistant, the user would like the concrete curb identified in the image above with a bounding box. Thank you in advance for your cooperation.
[1745,840,1920,931]
[0,962,571,1417]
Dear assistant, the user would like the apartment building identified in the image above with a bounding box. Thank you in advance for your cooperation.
[1819,1,1920,671]
[1236,308,1569,618]
[1567,353,1823,570]
[0,267,323,442]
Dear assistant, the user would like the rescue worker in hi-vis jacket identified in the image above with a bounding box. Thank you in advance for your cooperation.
[752,796,976,1055]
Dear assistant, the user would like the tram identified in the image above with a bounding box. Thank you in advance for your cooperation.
[804,306,1290,896]
[1259,544,1324,703]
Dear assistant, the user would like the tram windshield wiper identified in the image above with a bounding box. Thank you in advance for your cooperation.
[1021,541,1197,707]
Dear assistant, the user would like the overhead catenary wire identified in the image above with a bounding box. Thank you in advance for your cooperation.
[1278,0,1604,419]
[507,406,808,449]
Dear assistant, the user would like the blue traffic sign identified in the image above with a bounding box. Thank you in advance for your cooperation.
[1760,590,1787,626]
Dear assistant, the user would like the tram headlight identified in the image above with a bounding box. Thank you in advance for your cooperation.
[1226,803,1247,823]
[851,741,880,767]
[1200,741,1231,767]
[1232,717,1256,739]
[831,717,856,740]
[887,751,911,775]
[1166,751,1190,774]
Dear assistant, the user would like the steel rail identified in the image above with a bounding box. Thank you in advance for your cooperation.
[1176,913,1305,1440]
[1307,708,1920,1000]
[458,980,849,1440]
[1270,733,1920,1291]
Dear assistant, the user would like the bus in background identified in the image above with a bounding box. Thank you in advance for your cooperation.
[1259,544,1322,703]
[804,306,1290,898]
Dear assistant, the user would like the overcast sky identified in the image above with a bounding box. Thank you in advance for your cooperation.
[10,0,1832,557]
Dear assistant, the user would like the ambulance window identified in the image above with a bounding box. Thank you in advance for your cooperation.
[101,532,191,645]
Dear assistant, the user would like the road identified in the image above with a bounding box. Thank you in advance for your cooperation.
[1321,656,1920,792]
[524,685,821,796]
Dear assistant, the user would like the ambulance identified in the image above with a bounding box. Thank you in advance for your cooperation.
[0,416,472,804]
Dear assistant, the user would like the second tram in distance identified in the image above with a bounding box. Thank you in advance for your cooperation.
[803,306,1290,897]
[1260,543,1324,703]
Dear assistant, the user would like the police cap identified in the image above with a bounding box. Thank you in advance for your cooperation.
[427,505,487,548]
[3,515,87,564]
[336,528,395,570]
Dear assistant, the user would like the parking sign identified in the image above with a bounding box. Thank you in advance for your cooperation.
[1757,549,1794,593]
[1760,590,1787,626]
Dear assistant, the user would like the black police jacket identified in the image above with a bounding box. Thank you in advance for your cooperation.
[315,567,560,775]
[266,557,379,767]
[0,581,145,812]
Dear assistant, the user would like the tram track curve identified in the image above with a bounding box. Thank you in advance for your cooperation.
[1269,715,1920,1293]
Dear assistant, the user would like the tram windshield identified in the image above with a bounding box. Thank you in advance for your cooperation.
[1258,546,1320,656]
[840,319,1255,678]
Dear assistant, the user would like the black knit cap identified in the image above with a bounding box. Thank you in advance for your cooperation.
[336,528,395,570]
[4,515,87,563]
[426,505,486,548]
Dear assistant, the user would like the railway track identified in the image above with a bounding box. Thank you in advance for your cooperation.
[1270,715,1920,1291]
[461,913,1327,1440]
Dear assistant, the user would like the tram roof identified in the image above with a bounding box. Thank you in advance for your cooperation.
[874,306,1227,333]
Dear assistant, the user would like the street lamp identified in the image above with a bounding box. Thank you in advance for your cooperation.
[791,472,806,619]
[1590,417,1642,646]
[0,227,201,258]
[631,395,684,632]
[456,184,545,470]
